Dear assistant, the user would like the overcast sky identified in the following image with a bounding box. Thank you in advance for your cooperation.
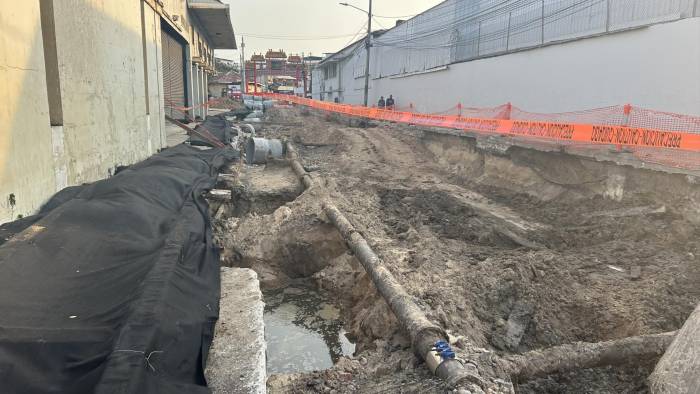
[216,0,444,61]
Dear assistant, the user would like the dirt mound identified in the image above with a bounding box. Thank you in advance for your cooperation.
[380,188,522,247]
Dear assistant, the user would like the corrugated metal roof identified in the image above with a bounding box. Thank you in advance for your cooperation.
[188,0,237,49]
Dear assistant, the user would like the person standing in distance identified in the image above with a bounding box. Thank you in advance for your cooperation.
[386,95,395,110]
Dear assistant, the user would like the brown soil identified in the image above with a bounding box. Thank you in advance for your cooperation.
[215,106,700,393]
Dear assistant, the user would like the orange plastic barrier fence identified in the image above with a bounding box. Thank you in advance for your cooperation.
[257,93,700,153]
[166,97,231,112]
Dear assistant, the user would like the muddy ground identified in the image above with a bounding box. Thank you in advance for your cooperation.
[214,105,700,393]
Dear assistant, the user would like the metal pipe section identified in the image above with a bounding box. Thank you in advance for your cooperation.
[246,138,285,164]
[286,143,314,189]
[285,142,487,391]
[502,331,676,381]
[322,204,482,389]
[267,139,284,159]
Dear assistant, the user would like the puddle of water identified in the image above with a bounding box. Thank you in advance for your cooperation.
[263,281,356,374]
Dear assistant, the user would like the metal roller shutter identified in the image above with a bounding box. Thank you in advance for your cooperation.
[161,28,186,119]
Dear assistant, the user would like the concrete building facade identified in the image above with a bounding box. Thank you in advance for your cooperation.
[313,0,700,116]
[0,0,236,223]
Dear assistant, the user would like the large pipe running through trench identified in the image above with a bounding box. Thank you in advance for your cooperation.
[286,142,488,390]
[284,141,678,391]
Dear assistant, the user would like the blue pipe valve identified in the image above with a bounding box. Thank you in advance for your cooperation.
[439,349,456,360]
[433,341,456,360]
[434,340,450,350]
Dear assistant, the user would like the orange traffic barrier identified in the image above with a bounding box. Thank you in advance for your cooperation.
[166,97,230,112]
[257,93,700,152]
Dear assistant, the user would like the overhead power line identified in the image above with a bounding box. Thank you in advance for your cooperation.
[373,13,419,19]
[342,21,370,48]
[239,32,366,40]
[372,16,387,30]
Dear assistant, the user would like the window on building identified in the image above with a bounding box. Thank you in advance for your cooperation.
[324,64,337,80]
[39,0,63,126]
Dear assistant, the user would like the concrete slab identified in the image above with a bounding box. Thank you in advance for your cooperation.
[206,267,266,394]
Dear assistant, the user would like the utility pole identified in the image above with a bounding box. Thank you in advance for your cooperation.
[240,37,246,93]
[308,56,313,99]
[302,52,307,97]
[341,2,372,106]
[253,55,258,94]
[363,0,372,107]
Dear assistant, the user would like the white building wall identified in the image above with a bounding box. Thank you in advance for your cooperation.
[370,18,700,115]
[314,0,699,114]
[0,2,56,223]
[312,43,372,104]
[372,0,696,78]
[0,1,173,223]
[311,67,323,100]
[0,0,223,223]
[344,47,369,103]
[312,64,340,101]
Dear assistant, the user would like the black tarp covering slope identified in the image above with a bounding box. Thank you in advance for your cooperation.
[189,115,235,147]
[0,145,237,393]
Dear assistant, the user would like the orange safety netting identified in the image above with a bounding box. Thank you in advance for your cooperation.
[257,93,700,170]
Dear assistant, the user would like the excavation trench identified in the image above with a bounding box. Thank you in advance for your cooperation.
[209,105,700,392]
[212,159,398,382]
[260,141,680,392]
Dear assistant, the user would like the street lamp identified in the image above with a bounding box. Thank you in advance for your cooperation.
[340,1,372,107]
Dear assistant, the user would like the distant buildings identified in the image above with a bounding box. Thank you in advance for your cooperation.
[209,71,242,97]
[243,50,318,95]
[215,57,238,70]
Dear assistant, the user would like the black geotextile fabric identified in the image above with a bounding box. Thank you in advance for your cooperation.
[190,115,235,147]
[0,144,238,394]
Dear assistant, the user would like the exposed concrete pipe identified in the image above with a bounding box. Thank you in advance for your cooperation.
[246,138,284,165]
[268,139,284,158]
[243,100,264,111]
[499,331,676,381]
